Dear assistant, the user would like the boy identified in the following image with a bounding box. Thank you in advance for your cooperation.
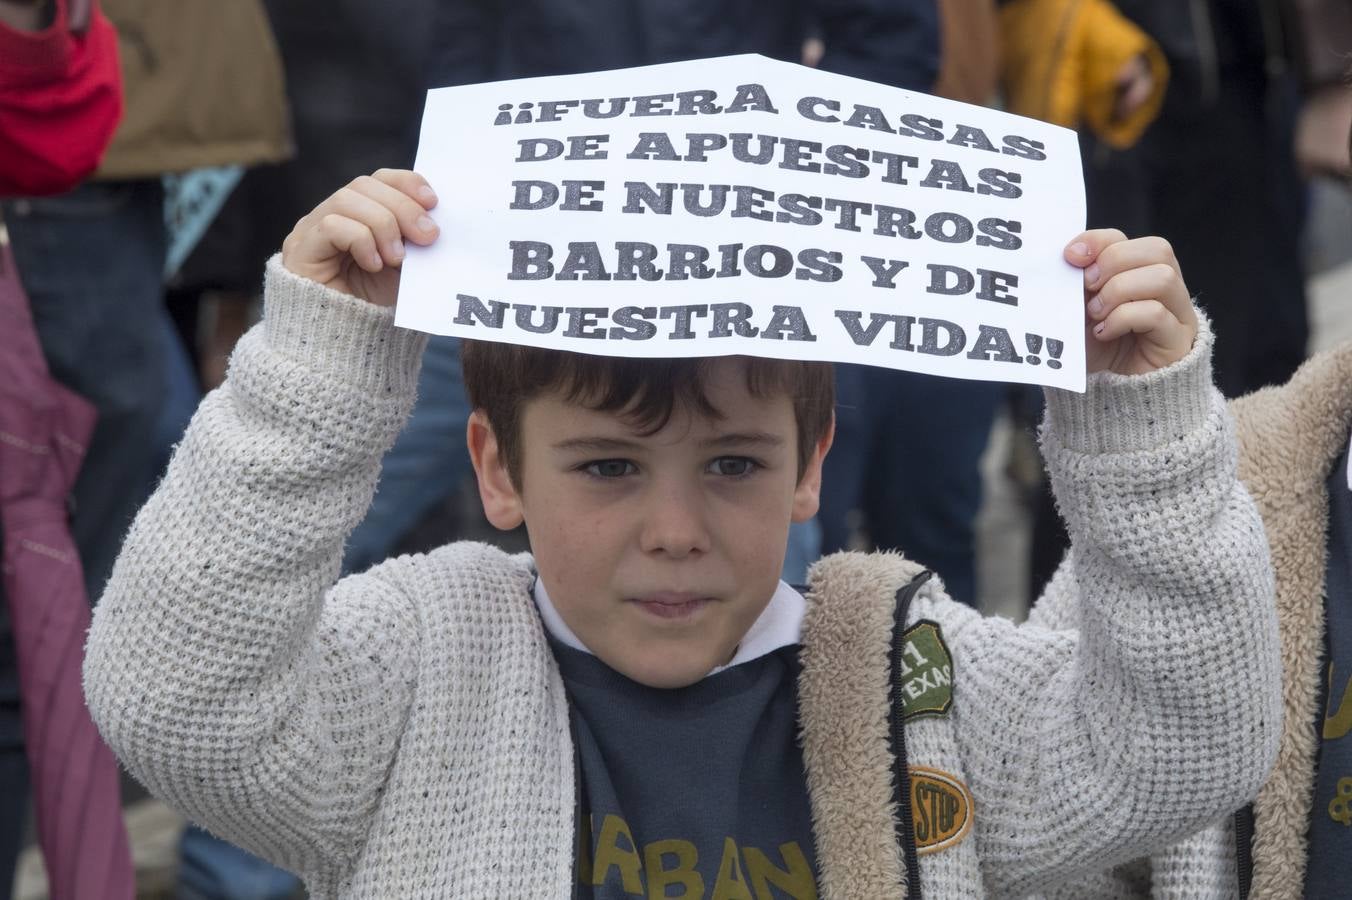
[84,168,1282,897]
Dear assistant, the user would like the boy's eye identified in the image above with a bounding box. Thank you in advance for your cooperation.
[708,456,757,477]
[584,459,636,478]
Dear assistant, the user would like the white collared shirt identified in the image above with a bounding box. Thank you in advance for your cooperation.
[532,578,806,679]
[1345,425,1351,491]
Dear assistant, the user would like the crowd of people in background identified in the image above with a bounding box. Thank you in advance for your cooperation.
[2,0,1351,897]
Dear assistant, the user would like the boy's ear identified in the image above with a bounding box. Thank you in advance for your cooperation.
[466,410,525,531]
[791,413,835,523]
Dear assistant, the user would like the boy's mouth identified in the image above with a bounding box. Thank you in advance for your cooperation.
[629,592,713,620]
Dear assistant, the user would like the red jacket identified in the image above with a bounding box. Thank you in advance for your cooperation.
[0,0,122,197]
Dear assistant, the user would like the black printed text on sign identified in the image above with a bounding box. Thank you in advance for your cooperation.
[398,55,1087,390]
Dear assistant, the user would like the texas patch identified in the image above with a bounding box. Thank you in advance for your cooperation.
[898,620,954,720]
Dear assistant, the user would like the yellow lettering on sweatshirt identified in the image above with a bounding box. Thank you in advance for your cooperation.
[645,839,702,898]
[593,813,645,895]
[1324,663,1352,741]
[744,842,818,899]
[711,837,754,900]
[578,814,818,898]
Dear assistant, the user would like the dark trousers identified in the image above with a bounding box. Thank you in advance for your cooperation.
[0,601,25,899]
[1030,74,1309,597]
[1080,73,1308,399]
[819,365,1001,606]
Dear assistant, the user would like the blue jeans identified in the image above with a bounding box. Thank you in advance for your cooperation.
[818,366,1001,606]
[154,308,204,475]
[3,180,168,601]
[176,827,300,900]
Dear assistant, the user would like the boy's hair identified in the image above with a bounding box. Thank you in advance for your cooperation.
[461,341,835,487]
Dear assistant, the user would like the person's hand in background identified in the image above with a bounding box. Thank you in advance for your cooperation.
[1112,53,1155,122]
[1296,86,1352,179]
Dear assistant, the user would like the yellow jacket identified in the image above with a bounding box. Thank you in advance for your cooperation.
[1000,0,1168,148]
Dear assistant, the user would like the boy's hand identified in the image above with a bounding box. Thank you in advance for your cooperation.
[1066,229,1198,376]
[281,169,439,308]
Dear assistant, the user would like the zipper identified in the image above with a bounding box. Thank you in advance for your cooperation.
[889,570,933,899]
[570,710,588,899]
[1190,0,1221,107]
[1234,804,1255,898]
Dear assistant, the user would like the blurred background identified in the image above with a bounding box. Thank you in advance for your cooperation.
[1,0,1349,896]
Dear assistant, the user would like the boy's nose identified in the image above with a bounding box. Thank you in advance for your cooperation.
[637,483,712,559]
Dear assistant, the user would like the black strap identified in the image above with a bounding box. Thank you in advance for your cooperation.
[569,702,588,899]
[889,570,933,900]
[1234,803,1255,898]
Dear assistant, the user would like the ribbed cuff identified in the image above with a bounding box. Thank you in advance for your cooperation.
[262,255,428,398]
[1043,314,1216,455]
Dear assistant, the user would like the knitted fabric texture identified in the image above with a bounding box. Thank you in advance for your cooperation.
[1028,342,1352,900]
[85,259,1281,898]
[87,261,574,897]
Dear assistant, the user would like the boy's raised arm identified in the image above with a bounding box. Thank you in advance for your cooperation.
[943,231,1281,892]
[83,171,440,879]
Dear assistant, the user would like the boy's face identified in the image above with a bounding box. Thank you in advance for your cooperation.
[469,359,831,689]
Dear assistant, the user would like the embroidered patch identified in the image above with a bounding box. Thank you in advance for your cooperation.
[910,766,974,855]
[1331,777,1352,826]
[898,620,954,720]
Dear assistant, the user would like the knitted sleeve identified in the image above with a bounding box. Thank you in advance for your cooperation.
[83,258,429,879]
[948,319,1282,895]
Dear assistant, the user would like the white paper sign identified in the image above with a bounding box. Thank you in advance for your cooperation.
[399,54,1087,390]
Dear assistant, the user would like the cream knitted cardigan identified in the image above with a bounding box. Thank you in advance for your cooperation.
[1032,342,1352,899]
[85,259,1282,898]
